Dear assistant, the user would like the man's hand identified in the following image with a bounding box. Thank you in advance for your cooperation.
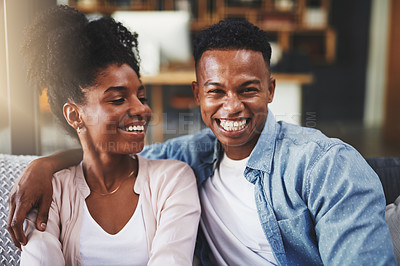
[7,158,53,251]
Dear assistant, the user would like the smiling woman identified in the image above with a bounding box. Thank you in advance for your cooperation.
[16,5,200,265]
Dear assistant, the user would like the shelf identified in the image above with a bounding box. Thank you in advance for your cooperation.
[70,0,336,64]
[141,70,313,86]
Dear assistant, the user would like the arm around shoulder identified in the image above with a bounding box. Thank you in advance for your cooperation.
[7,149,82,249]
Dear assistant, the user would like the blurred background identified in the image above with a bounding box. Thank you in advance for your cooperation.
[1,0,399,158]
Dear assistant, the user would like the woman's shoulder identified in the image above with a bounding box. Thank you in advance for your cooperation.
[138,156,192,172]
[137,156,196,184]
[52,164,83,192]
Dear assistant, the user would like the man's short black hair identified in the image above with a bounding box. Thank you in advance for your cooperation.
[193,19,271,67]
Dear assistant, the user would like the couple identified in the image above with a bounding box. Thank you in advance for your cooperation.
[8,5,396,266]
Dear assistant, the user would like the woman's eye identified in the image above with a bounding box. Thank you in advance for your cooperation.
[109,98,125,105]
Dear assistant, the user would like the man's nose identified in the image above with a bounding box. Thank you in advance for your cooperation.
[223,93,244,113]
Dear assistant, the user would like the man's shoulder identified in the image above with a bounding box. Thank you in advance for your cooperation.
[276,122,346,152]
[142,128,216,158]
[167,128,216,146]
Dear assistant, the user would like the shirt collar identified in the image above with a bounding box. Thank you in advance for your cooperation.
[246,109,277,174]
[74,162,91,199]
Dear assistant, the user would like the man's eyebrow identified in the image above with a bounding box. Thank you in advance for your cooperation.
[240,80,261,87]
[204,81,224,87]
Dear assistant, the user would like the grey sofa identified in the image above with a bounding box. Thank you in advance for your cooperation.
[0,154,399,265]
[0,154,36,265]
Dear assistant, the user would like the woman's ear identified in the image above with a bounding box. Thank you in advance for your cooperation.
[63,102,82,130]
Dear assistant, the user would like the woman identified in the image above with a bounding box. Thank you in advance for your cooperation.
[19,5,200,265]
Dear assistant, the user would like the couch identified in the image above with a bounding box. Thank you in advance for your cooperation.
[0,154,399,265]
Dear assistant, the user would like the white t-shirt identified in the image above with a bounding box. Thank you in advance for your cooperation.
[200,153,277,265]
[80,196,149,266]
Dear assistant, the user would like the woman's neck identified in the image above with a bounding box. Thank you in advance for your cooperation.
[82,152,137,192]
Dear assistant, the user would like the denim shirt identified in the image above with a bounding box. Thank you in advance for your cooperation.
[140,111,396,265]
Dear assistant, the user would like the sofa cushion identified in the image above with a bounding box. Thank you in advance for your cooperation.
[366,157,400,205]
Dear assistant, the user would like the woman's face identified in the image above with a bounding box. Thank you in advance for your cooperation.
[77,63,151,155]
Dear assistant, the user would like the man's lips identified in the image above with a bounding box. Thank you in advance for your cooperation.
[216,118,249,132]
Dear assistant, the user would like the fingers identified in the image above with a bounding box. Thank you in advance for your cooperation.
[7,192,29,250]
[7,193,21,251]
[36,197,51,231]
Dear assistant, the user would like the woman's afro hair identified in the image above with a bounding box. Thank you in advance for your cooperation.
[193,18,271,67]
[22,5,140,137]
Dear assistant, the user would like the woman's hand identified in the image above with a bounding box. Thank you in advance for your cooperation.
[7,158,54,250]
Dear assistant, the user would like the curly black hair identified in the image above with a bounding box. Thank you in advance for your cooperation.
[22,5,140,138]
[193,19,271,67]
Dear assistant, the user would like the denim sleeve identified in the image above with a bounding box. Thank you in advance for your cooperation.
[306,144,396,265]
[139,142,170,160]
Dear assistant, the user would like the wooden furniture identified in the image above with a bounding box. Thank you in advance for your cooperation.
[384,0,400,148]
[66,0,324,143]
[69,0,336,64]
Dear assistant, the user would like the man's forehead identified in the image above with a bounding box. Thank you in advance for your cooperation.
[196,49,269,79]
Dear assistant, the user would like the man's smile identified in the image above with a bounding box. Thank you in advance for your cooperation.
[217,118,249,132]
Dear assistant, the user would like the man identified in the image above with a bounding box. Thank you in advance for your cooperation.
[8,19,396,265]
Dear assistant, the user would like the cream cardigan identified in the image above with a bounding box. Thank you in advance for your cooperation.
[21,156,201,266]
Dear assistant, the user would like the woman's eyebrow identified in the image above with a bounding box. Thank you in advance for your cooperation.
[104,86,127,94]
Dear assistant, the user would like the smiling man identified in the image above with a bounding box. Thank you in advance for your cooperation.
[8,19,396,265]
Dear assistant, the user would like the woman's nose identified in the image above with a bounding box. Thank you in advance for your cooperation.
[128,97,151,119]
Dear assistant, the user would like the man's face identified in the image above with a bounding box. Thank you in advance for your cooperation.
[192,49,275,160]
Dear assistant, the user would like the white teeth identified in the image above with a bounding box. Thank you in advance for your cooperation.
[219,119,247,131]
[125,125,144,132]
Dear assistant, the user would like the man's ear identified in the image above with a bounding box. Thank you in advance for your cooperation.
[268,76,276,103]
[192,81,201,105]
[63,102,82,130]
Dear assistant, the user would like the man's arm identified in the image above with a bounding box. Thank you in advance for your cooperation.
[308,145,396,264]
[7,148,82,250]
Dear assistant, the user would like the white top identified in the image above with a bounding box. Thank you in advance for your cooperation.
[80,197,149,266]
[21,156,200,266]
[200,153,277,265]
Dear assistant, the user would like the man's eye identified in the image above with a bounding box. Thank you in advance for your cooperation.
[139,97,148,104]
[208,89,224,94]
[109,98,125,105]
[242,87,258,93]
